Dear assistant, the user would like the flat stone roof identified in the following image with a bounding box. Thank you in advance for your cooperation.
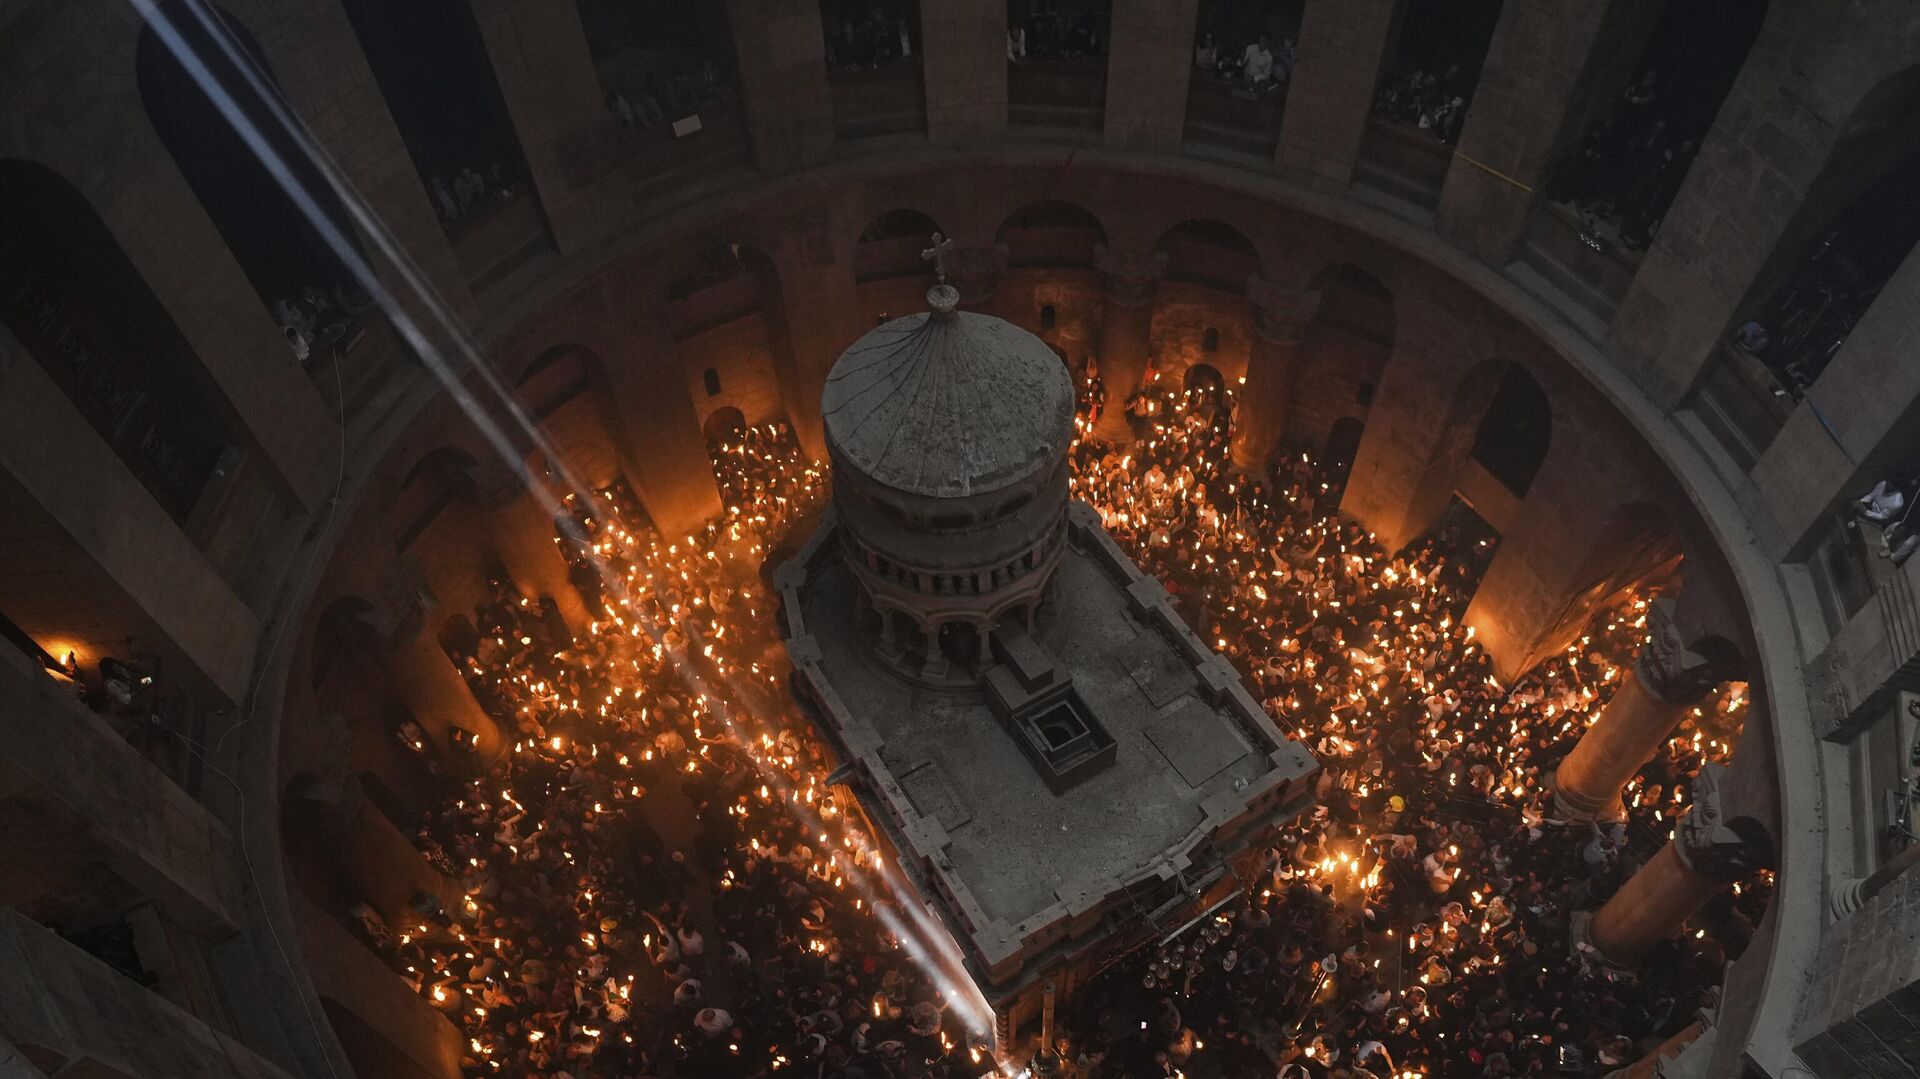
[780,502,1317,976]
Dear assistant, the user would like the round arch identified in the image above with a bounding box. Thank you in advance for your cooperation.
[1155,217,1263,291]
[995,200,1108,268]
[855,209,946,282]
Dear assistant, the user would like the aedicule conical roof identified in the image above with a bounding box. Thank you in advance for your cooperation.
[822,288,1075,499]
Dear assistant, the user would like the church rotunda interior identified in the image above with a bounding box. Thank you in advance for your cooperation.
[1,1,1918,1078]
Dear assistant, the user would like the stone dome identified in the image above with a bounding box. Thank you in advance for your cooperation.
[821,289,1076,500]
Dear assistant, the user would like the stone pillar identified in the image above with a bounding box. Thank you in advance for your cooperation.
[1229,278,1324,473]
[1275,0,1399,188]
[609,308,725,536]
[1437,0,1663,263]
[922,0,1007,142]
[285,769,461,923]
[470,0,622,254]
[1552,598,1723,821]
[1103,0,1200,151]
[472,462,595,636]
[1584,765,1768,968]
[759,225,869,462]
[1091,246,1169,445]
[725,0,836,173]
[383,616,502,758]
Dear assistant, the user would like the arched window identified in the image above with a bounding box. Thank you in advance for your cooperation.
[1040,304,1057,329]
[703,367,723,397]
[1202,326,1221,352]
[1468,365,1552,497]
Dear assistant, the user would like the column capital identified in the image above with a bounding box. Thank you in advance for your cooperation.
[1635,596,1728,703]
[1094,245,1167,308]
[1246,277,1324,346]
[1672,764,1771,881]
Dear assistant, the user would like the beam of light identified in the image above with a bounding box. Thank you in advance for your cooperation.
[129,0,999,1047]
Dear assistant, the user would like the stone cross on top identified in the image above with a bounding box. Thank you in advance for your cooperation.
[921,232,955,284]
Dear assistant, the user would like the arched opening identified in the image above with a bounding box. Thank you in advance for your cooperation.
[996,201,1108,268]
[1544,0,1770,252]
[1006,0,1110,131]
[577,0,741,127]
[1155,218,1262,292]
[1371,0,1504,145]
[336,0,531,233]
[822,0,921,70]
[1202,326,1220,352]
[704,405,748,445]
[0,160,242,522]
[1184,362,1224,396]
[703,367,724,397]
[1185,0,1301,156]
[1468,363,1552,498]
[135,3,362,337]
[821,0,925,139]
[1324,416,1367,489]
[854,209,944,282]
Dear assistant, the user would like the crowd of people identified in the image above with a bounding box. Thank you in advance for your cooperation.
[1193,30,1294,92]
[823,4,918,71]
[1007,3,1109,63]
[429,160,531,228]
[273,280,374,365]
[1370,65,1473,145]
[1547,71,1700,252]
[351,366,1766,1078]
[604,58,736,133]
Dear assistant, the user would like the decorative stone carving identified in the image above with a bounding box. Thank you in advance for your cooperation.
[1635,596,1727,704]
[1672,764,1770,881]
[1093,245,1168,308]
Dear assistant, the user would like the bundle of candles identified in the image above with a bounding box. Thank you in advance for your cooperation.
[360,374,1765,1079]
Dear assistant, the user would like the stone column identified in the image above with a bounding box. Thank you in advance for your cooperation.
[383,614,502,758]
[1437,0,1664,263]
[1091,246,1169,445]
[1274,0,1400,189]
[724,0,836,174]
[472,462,595,636]
[1584,765,1768,968]
[922,0,1007,142]
[609,307,725,536]
[284,768,461,923]
[1552,599,1724,821]
[1103,0,1200,152]
[1229,278,1324,473]
[469,0,623,254]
